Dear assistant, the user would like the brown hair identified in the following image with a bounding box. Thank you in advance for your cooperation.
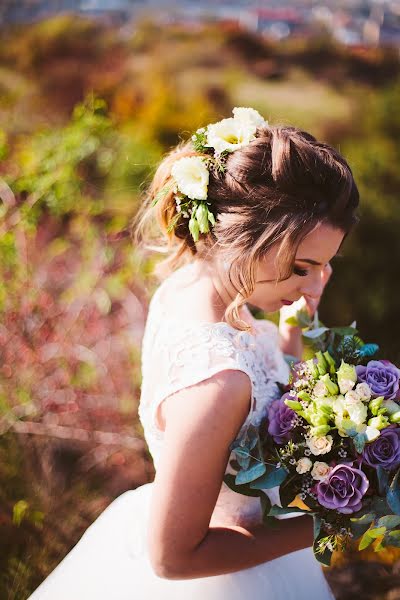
[134,124,359,330]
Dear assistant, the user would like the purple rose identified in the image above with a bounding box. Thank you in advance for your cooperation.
[317,464,369,514]
[362,426,400,470]
[356,360,400,400]
[268,393,296,445]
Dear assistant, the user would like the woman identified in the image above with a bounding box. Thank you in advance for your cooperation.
[29,108,359,599]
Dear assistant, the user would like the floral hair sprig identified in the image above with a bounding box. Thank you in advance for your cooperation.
[158,107,268,242]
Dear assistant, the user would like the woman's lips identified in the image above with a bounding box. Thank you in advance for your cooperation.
[281,299,294,305]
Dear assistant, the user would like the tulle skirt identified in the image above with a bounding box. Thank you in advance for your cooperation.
[29,483,335,600]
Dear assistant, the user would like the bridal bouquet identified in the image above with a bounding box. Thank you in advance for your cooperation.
[225,321,400,565]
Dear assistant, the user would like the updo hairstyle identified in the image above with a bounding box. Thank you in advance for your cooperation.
[135,124,359,331]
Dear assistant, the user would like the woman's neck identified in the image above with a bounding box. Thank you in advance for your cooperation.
[192,259,238,315]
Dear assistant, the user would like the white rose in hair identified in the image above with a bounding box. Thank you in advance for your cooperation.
[356,382,372,402]
[296,457,312,474]
[206,118,256,154]
[232,107,267,129]
[171,156,209,200]
[306,435,333,455]
[311,461,332,481]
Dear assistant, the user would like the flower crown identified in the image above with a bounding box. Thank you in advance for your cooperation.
[156,107,268,242]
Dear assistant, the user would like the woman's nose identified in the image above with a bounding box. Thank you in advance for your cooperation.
[300,272,325,300]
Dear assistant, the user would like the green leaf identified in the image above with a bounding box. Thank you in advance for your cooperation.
[353,432,367,453]
[350,513,375,524]
[377,467,390,495]
[330,326,358,336]
[250,466,288,489]
[235,462,266,485]
[359,527,386,550]
[350,514,376,539]
[313,514,322,539]
[268,505,305,516]
[260,491,277,527]
[387,529,400,547]
[387,468,400,515]
[359,530,375,550]
[313,539,333,567]
[378,515,400,529]
[302,327,329,339]
[223,474,264,497]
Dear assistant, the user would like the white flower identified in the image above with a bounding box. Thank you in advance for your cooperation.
[356,382,372,402]
[232,106,267,128]
[338,378,356,395]
[171,156,209,200]
[306,435,333,456]
[311,461,332,481]
[314,380,328,398]
[344,390,361,405]
[358,423,381,442]
[332,395,346,416]
[296,457,312,474]
[346,401,368,426]
[206,117,256,154]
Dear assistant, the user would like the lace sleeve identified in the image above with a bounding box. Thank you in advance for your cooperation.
[139,319,258,436]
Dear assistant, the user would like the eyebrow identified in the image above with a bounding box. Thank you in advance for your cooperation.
[296,258,322,266]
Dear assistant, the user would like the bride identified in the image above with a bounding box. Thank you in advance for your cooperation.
[29,108,359,599]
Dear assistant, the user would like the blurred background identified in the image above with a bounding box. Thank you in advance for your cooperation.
[0,1,400,598]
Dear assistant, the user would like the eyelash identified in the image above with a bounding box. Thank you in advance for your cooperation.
[293,267,309,277]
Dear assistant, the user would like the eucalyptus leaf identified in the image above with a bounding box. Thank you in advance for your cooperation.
[378,515,400,529]
[330,326,358,336]
[313,514,322,539]
[250,466,288,489]
[223,474,264,497]
[302,327,329,339]
[387,530,400,547]
[353,432,367,453]
[268,505,305,516]
[377,467,390,496]
[387,469,400,515]
[235,462,266,485]
[350,513,375,524]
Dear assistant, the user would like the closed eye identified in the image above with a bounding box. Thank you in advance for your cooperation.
[293,267,309,277]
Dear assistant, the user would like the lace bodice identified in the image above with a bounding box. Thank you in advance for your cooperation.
[138,264,290,527]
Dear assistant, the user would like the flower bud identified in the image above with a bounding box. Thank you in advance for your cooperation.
[195,203,209,233]
[369,396,384,416]
[368,414,390,430]
[323,351,337,375]
[284,399,303,411]
[309,424,331,438]
[390,411,400,424]
[316,351,328,376]
[306,358,319,379]
[320,373,339,396]
[188,217,200,242]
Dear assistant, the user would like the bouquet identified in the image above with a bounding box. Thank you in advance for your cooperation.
[225,319,400,566]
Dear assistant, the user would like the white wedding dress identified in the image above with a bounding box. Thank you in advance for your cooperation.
[29,263,335,600]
